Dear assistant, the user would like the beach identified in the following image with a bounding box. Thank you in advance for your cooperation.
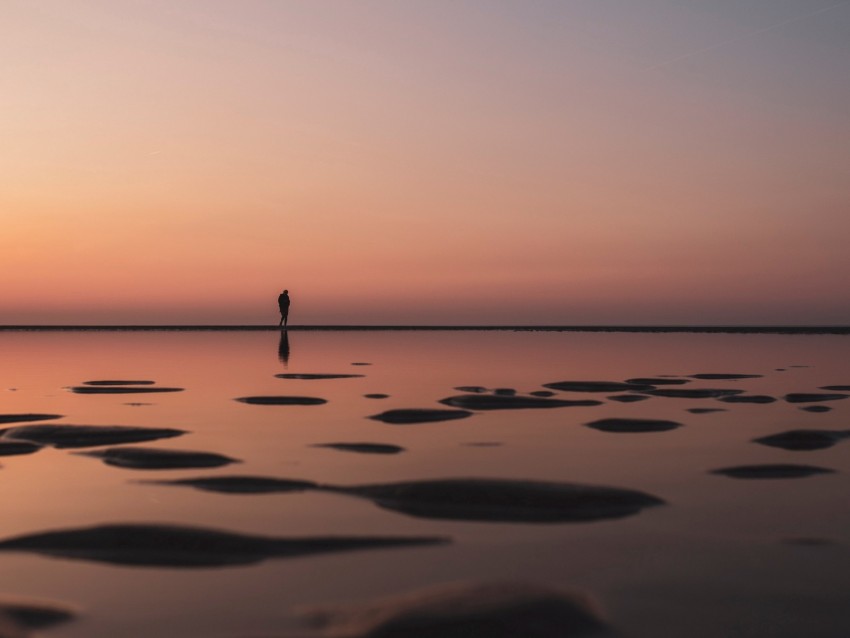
[0,328,849,637]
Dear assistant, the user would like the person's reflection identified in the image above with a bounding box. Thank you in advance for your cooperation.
[278,330,290,367]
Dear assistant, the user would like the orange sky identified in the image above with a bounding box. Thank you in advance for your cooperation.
[2,0,849,324]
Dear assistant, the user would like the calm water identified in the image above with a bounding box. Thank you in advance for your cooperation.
[1,330,849,637]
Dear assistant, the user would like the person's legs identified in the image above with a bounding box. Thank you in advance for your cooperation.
[283,311,288,327]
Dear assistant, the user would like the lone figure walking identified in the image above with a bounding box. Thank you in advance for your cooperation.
[278,289,291,327]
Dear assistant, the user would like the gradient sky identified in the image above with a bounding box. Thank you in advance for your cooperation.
[2,0,849,325]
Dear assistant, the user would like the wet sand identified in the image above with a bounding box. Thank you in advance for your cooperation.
[0,329,848,637]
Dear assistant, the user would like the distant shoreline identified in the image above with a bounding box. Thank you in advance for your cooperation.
[0,325,848,334]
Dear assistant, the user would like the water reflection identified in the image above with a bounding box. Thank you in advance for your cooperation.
[278,330,290,367]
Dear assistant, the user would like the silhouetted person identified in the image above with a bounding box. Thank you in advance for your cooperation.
[278,289,291,327]
[278,330,290,367]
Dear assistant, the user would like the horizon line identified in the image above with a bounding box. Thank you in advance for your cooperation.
[0,325,848,334]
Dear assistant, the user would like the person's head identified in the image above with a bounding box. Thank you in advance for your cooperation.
[283,289,288,294]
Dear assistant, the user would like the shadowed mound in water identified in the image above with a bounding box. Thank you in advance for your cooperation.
[236,396,327,406]
[78,447,239,470]
[0,441,42,456]
[294,581,610,638]
[440,395,602,410]
[606,394,649,403]
[145,476,664,523]
[0,524,448,568]
[585,418,682,433]
[0,424,185,449]
[364,394,389,399]
[717,395,777,404]
[82,380,155,386]
[753,429,850,451]
[625,377,689,385]
[821,385,850,391]
[311,443,405,455]
[784,393,848,403]
[645,388,744,399]
[801,405,832,413]
[0,414,63,425]
[687,408,726,414]
[369,409,473,424]
[70,386,183,394]
[689,373,762,380]
[710,464,836,479]
[0,598,77,634]
[275,373,365,380]
[542,381,654,393]
[529,390,556,397]
[454,386,487,393]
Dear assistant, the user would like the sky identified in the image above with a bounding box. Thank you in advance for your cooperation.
[2,0,849,325]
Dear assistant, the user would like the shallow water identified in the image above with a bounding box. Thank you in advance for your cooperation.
[0,329,849,637]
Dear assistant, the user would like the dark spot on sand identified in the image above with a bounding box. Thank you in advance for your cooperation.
[801,405,832,413]
[312,443,404,455]
[71,386,183,394]
[718,395,777,404]
[689,373,762,380]
[78,447,239,470]
[626,378,689,385]
[124,402,153,406]
[0,599,77,632]
[440,395,602,410]
[585,418,682,433]
[820,385,850,391]
[364,393,390,399]
[0,523,448,568]
[529,390,556,397]
[710,464,835,479]
[369,409,473,424]
[0,424,185,449]
[775,368,786,371]
[607,394,650,403]
[0,413,63,425]
[351,362,372,366]
[753,429,850,451]
[141,475,318,494]
[83,380,156,386]
[646,388,744,399]
[784,393,848,403]
[295,581,610,638]
[275,373,365,380]
[455,386,487,393]
[0,441,42,456]
[236,396,327,405]
[543,381,655,393]
[687,408,726,414]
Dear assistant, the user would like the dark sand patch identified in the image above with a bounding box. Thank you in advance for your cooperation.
[801,405,832,413]
[718,395,777,404]
[0,523,447,568]
[687,408,726,414]
[369,409,473,424]
[626,378,689,385]
[236,396,327,405]
[141,476,318,494]
[124,402,153,406]
[529,390,556,397]
[0,414,63,425]
[543,381,654,393]
[79,447,239,470]
[607,394,650,403]
[440,394,602,410]
[493,388,516,396]
[295,581,610,638]
[585,418,682,433]
[275,373,365,380]
[710,464,835,479]
[0,424,185,449]
[71,386,183,394]
[0,598,77,633]
[351,362,372,366]
[821,385,850,391]
[83,380,156,386]
[753,429,850,451]
[364,393,390,399]
[312,443,404,455]
[646,388,744,399]
[689,373,762,380]
[455,386,487,393]
[0,441,42,456]
[784,393,848,403]
[339,477,665,523]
